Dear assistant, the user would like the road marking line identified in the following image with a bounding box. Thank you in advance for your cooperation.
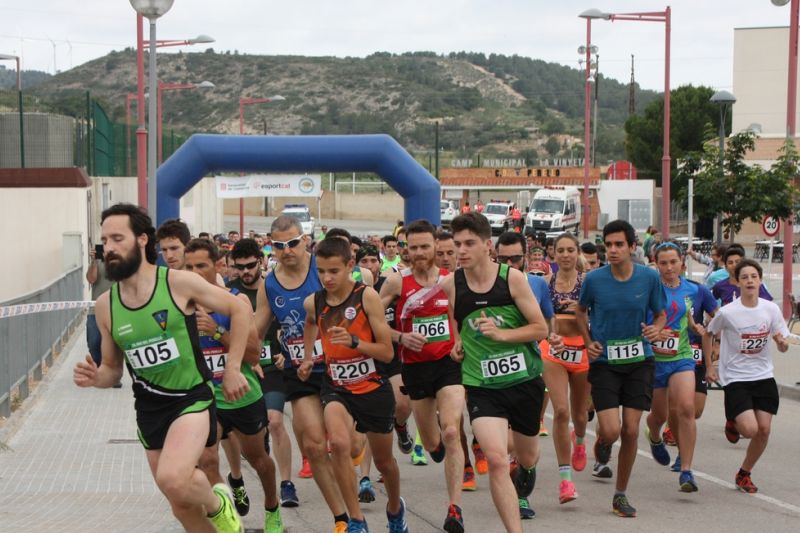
[545,413,800,515]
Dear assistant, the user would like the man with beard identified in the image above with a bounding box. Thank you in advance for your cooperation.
[255,215,350,533]
[156,218,191,270]
[228,238,300,508]
[73,204,249,532]
[184,238,284,532]
[396,229,411,270]
[379,219,466,533]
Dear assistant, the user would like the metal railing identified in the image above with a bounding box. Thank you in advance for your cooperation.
[0,267,84,417]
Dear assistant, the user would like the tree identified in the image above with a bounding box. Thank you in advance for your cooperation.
[624,85,725,192]
[544,136,561,156]
[681,131,797,239]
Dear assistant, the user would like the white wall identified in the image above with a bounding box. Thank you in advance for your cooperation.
[597,179,654,226]
[0,188,90,302]
[733,27,800,136]
[89,177,223,239]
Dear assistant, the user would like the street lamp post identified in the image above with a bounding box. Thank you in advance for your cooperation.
[157,80,215,163]
[129,0,175,219]
[580,6,672,238]
[772,0,799,318]
[710,90,736,245]
[0,54,24,168]
[238,95,286,234]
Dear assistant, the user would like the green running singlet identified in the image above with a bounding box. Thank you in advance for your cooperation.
[454,263,541,389]
[110,266,212,411]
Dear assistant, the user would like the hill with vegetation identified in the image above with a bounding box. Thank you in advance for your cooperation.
[13,49,659,165]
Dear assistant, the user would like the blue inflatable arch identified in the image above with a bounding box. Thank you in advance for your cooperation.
[156,134,441,228]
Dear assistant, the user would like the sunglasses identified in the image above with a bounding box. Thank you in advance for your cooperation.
[497,255,524,263]
[272,237,303,250]
[531,271,545,276]
[232,260,260,271]
[397,241,407,248]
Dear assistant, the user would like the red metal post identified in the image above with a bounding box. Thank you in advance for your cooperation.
[583,19,592,238]
[784,0,799,318]
[661,6,671,239]
[157,82,163,164]
[136,15,147,208]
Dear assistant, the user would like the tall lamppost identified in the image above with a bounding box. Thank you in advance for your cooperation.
[157,80,215,163]
[709,90,736,245]
[0,53,24,168]
[238,95,286,234]
[576,14,602,237]
[581,6,672,238]
[772,0,799,318]
[129,0,174,218]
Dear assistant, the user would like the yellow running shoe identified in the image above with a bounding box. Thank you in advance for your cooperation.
[264,506,284,533]
[208,483,243,533]
[333,520,348,533]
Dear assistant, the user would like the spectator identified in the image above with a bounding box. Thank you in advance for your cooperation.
[85,244,120,387]
[461,201,471,214]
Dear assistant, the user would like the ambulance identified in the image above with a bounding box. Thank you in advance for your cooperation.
[525,187,581,235]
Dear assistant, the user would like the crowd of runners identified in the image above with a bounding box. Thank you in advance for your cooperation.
[74,203,792,533]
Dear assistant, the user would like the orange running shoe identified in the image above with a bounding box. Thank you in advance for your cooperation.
[462,466,477,491]
[571,431,587,472]
[297,456,313,479]
[663,426,677,446]
[472,441,488,475]
[559,479,577,504]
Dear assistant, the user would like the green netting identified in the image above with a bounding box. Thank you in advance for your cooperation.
[92,101,114,176]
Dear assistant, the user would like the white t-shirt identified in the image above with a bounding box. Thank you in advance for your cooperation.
[706,297,789,386]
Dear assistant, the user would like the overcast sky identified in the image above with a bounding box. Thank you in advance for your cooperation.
[0,0,794,92]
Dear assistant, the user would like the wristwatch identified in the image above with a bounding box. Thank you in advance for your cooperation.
[213,325,227,341]
[350,335,360,349]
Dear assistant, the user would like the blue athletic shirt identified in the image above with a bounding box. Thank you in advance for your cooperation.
[199,293,234,387]
[528,273,554,320]
[687,280,718,346]
[265,254,326,373]
[705,268,728,289]
[579,264,667,364]
[646,278,697,362]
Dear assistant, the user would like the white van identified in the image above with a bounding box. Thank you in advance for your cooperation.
[525,187,581,235]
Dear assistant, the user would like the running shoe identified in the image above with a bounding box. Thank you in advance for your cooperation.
[208,483,243,533]
[462,466,477,491]
[735,471,758,493]
[512,465,536,498]
[279,480,299,508]
[645,426,671,466]
[358,476,376,503]
[725,420,741,444]
[298,456,313,478]
[472,441,488,475]
[571,431,587,472]
[670,455,682,473]
[442,504,464,533]
[612,494,636,517]
[559,479,577,504]
[679,470,698,493]
[594,439,613,465]
[264,506,283,533]
[395,423,413,455]
[538,420,549,437]
[587,408,595,422]
[663,426,677,446]
[430,442,446,463]
[592,462,613,479]
[346,517,369,533]
[411,444,428,465]
[518,497,536,519]
[333,520,348,533]
[227,473,250,517]
[386,497,410,533]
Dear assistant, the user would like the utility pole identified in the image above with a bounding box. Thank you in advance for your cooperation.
[628,54,636,116]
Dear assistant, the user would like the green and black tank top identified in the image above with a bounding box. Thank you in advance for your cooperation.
[110,266,212,411]
[454,263,541,389]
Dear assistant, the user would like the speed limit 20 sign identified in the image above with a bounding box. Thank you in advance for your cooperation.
[762,216,781,237]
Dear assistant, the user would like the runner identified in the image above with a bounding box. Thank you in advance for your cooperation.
[643,242,703,492]
[381,235,402,273]
[575,219,666,518]
[705,258,789,493]
[73,204,245,532]
[227,238,299,508]
[355,244,413,504]
[323,228,374,287]
[435,231,457,274]
[156,218,190,270]
[184,239,284,532]
[495,231,556,517]
[712,247,773,305]
[379,219,466,532]
[538,233,590,505]
[255,215,349,533]
[300,237,409,533]
[442,212,549,533]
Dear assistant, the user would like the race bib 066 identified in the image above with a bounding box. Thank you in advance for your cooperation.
[412,314,450,342]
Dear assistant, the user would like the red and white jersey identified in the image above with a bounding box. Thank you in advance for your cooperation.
[395,268,454,364]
